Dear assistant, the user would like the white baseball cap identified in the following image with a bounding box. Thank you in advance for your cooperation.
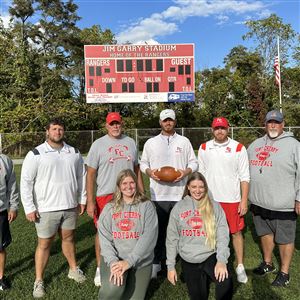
[159,109,176,121]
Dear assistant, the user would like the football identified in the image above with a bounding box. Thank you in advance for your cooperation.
[154,166,181,182]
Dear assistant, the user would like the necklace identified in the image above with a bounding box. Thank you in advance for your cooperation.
[259,137,276,174]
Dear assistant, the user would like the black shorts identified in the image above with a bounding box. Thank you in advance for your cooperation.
[0,210,11,251]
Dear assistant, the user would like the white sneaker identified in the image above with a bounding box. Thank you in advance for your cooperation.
[33,280,45,298]
[236,264,248,283]
[151,264,161,279]
[68,266,86,283]
[94,267,101,287]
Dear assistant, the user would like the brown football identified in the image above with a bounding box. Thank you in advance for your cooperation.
[154,166,181,182]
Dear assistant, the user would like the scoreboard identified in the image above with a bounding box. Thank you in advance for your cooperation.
[84,44,195,103]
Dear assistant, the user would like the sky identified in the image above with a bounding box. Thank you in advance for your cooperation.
[1,0,299,70]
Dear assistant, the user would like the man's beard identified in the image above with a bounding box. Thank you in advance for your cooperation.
[48,136,64,144]
[268,130,279,139]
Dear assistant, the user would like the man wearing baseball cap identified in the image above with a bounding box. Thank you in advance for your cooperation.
[248,110,300,287]
[86,112,144,286]
[198,117,250,284]
[140,108,198,278]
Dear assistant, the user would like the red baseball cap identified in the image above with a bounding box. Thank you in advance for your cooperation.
[106,112,122,124]
[212,117,229,129]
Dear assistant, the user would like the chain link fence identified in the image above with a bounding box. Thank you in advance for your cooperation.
[0,127,299,158]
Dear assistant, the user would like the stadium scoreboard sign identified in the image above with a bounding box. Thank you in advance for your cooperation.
[84,44,195,103]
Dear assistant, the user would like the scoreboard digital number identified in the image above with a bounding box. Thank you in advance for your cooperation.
[84,44,195,103]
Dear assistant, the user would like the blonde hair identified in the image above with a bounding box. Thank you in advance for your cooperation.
[183,172,216,250]
[112,169,148,212]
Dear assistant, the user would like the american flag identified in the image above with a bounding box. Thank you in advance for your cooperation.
[274,56,281,86]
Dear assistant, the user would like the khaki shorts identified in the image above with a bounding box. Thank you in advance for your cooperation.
[35,207,78,238]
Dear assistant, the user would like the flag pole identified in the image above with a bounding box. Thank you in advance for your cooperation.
[277,36,282,113]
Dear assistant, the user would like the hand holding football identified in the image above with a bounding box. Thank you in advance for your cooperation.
[154,166,181,182]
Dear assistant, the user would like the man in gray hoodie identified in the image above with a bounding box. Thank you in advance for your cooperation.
[0,154,19,291]
[247,110,300,287]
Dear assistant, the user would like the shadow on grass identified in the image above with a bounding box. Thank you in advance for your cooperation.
[43,246,95,285]
[145,269,167,300]
[145,265,189,300]
[75,217,97,241]
[7,217,96,285]
[251,274,282,300]
[6,253,35,280]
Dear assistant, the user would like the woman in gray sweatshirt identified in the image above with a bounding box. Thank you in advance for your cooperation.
[166,172,233,300]
[98,169,158,300]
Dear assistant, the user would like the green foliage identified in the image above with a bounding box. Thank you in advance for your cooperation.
[243,14,296,73]
[0,0,116,132]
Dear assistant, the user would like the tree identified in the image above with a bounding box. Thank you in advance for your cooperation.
[33,0,81,99]
[71,25,116,101]
[6,0,39,101]
[224,46,268,126]
[243,14,296,73]
[292,34,300,65]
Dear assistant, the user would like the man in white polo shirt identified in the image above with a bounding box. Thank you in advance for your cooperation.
[198,117,250,284]
[21,118,86,298]
[140,109,198,278]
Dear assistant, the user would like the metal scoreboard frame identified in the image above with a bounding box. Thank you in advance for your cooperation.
[84,44,195,103]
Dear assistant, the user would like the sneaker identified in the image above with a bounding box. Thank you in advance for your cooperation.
[271,272,290,287]
[0,276,11,290]
[236,264,248,283]
[151,264,161,279]
[68,266,86,283]
[94,267,101,287]
[253,261,276,276]
[33,280,45,298]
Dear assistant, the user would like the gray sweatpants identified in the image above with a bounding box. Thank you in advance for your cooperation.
[99,257,152,300]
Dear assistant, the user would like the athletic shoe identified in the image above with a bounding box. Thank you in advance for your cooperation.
[236,264,248,283]
[151,264,161,279]
[0,276,11,290]
[271,272,290,287]
[94,267,101,287]
[253,261,276,276]
[33,280,45,298]
[68,266,86,283]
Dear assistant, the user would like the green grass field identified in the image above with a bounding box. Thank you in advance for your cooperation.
[2,165,300,299]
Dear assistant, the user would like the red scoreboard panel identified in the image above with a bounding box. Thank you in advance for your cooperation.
[84,44,195,103]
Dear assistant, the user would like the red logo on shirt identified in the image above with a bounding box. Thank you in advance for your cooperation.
[116,219,135,231]
[108,144,132,163]
[225,147,231,153]
[256,151,270,161]
[186,217,203,229]
[175,147,183,153]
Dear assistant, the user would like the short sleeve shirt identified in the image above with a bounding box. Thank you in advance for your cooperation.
[86,134,138,196]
